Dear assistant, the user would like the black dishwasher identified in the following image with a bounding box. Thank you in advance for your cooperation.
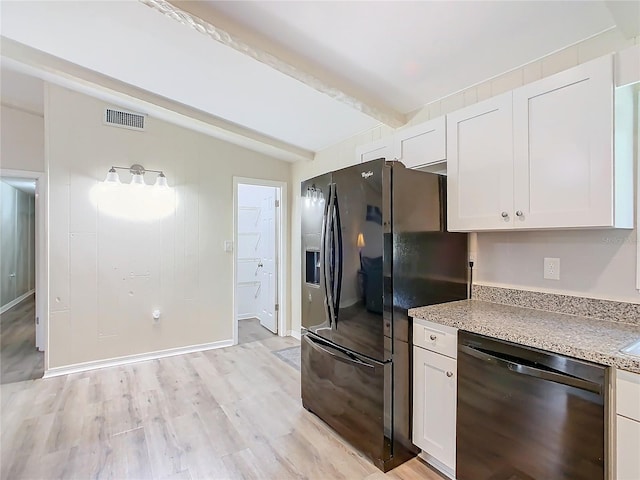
[457,331,607,480]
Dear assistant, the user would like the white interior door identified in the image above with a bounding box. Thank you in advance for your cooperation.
[258,188,277,333]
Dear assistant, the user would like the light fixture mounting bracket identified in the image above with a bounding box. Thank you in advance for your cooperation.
[130,164,146,176]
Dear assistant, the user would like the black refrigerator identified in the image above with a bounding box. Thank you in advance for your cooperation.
[300,158,468,471]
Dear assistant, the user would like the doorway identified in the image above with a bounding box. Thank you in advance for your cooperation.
[233,178,287,345]
[0,174,44,383]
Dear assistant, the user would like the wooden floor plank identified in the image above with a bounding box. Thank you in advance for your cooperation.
[0,335,445,480]
[0,294,44,384]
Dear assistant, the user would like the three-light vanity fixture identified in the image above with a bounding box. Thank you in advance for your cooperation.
[104,164,169,188]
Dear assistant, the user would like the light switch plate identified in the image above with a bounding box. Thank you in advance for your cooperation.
[224,240,233,253]
[544,257,560,280]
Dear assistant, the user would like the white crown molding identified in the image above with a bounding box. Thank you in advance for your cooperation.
[141,0,406,129]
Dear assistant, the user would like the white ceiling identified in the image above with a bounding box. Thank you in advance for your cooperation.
[0,0,635,161]
[197,1,616,114]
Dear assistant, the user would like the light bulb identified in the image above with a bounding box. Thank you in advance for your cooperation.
[104,168,120,184]
[130,173,145,187]
[154,172,169,189]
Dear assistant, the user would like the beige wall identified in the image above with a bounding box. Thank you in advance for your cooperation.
[291,29,640,335]
[46,84,291,369]
[0,105,45,172]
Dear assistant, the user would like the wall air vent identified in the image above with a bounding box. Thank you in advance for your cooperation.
[103,107,146,131]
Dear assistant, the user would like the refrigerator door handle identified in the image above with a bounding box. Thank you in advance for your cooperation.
[332,185,343,326]
[323,184,336,326]
[306,335,375,369]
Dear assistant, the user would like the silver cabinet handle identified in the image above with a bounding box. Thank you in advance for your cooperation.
[516,210,523,217]
[501,211,509,218]
[446,371,454,377]
[9,273,16,278]
[430,334,437,341]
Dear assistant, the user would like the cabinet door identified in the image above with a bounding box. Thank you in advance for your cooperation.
[513,55,614,228]
[413,347,456,471]
[447,92,514,231]
[395,116,446,169]
[355,138,393,163]
[617,416,640,480]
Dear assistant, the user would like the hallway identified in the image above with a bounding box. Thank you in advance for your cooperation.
[0,295,43,384]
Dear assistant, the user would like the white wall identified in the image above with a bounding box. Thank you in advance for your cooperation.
[0,105,45,172]
[46,84,291,369]
[236,184,275,319]
[291,29,640,335]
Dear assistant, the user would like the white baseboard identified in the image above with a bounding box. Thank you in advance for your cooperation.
[237,314,255,320]
[43,339,234,378]
[0,289,35,314]
[288,330,301,340]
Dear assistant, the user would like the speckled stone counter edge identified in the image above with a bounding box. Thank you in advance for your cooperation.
[473,284,640,326]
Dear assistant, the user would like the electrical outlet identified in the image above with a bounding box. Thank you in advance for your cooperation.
[544,257,560,280]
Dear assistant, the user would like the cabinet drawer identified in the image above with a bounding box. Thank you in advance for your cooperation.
[617,369,640,421]
[413,318,457,358]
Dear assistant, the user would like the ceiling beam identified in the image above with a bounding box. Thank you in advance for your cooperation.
[1,37,314,163]
[141,0,407,129]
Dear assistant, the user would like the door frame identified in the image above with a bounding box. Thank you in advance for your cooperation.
[0,169,48,363]
[232,177,287,345]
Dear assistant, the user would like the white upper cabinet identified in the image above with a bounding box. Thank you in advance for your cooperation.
[513,55,617,229]
[394,116,446,169]
[355,138,394,163]
[447,54,631,232]
[447,93,514,231]
[355,117,446,168]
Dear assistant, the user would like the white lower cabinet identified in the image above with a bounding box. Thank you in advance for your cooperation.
[616,369,640,480]
[413,318,457,477]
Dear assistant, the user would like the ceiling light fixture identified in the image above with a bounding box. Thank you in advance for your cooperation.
[103,164,169,188]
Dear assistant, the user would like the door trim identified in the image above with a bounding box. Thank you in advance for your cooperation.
[232,177,288,344]
[0,168,48,369]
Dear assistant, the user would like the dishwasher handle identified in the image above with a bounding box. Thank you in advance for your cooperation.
[459,344,603,395]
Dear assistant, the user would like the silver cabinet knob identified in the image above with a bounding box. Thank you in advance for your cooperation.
[430,334,437,341]
[501,211,509,218]
[8,273,16,278]
[446,371,454,377]
[516,210,523,217]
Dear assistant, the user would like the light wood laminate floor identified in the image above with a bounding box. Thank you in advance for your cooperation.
[0,294,43,384]
[0,335,445,480]
[238,318,276,345]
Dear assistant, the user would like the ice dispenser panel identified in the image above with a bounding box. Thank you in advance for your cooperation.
[306,249,320,285]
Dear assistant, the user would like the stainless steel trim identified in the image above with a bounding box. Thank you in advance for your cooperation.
[459,344,602,395]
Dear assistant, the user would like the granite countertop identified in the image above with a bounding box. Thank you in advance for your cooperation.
[409,300,640,374]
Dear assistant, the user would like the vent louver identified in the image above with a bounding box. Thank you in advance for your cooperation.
[104,107,146,131]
